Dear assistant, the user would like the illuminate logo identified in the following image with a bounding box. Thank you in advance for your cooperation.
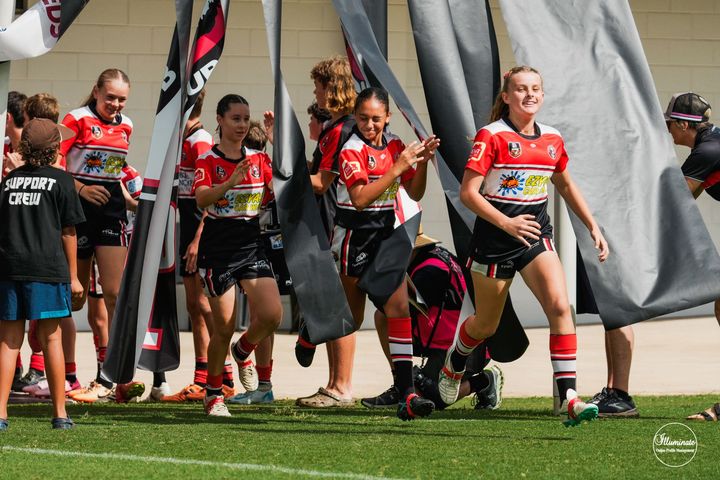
[652,423,697,467]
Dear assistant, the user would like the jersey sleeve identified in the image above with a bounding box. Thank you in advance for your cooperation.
[318,127,341,173]
[121,167,142,199]
[555,140,569,173]
[59,112,80,158]
[465,128,496,176]
[681,143,720,183]
[193,156,213,192]
[339,148,368,190]
[191,136,213,162]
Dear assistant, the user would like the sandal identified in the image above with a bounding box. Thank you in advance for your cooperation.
[51,417,74,430]
[686,403,720,421]
[0,418,7,431]
[296,387,355,408]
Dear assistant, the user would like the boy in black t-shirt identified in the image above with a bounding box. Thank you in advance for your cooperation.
[0,118,85,430]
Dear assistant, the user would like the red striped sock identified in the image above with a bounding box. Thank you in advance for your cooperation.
[222,361,234,388]
[449,321,483,372]
[194,357,208,385]
[550,333,577,402]
[233,334,257,362]
[65,362,77,384]
[97,346,107,363]
[206,373,223,397]
[257,361,273,383]
[388,317,414,398]
[15,354,22,370]
[29,353,45,373]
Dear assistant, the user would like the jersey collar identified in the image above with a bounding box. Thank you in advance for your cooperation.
[502,115,541,140]
[212,144,247,163]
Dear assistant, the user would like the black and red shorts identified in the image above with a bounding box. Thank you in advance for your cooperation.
[76,215,129,259]
[470,236,555,280]
[331,225,393,277]
[198,244,275,297]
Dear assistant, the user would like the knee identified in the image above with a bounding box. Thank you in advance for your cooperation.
[212,321,235,342]
[543,297,571,320]
[260,302,283,331]
[186,296,207,319]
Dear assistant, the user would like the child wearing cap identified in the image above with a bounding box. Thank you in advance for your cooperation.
[662,92,720,422]
[0,118,85,430]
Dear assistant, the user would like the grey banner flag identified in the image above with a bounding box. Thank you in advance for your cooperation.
[261,0,354,344]
[499,0,720,327]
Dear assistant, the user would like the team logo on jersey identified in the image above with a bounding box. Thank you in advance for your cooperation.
[470,141,487,162]
[547,145,557,160]
[367,156,377,171]
[215,166,226,179]
[499,171,525,196]
[342,160,361,178]
[250,165,261,178]
[508,142,522,158]
[91,125,103,139]
[121,131,128,143]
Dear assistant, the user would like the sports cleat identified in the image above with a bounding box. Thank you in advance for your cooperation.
[70,381,113,403]
[204,394,231,417]
[24,379,49,395]
[237,360,259,392]
[13,368,44,392]
[563,389,599,427]
[10,369,24,392]
[146,382,172,402]
[0,418,7,431]
[361,385,400,409]
[596,389,639,418]
[227,388,274,405]
[32,380,74,398]
[114,381,145,403]
[162,384,206,403]
[294,338,316,368]
[438,363,464,406]
[51,417,74,430]
[473,365,504,410]
[396,393,435,421]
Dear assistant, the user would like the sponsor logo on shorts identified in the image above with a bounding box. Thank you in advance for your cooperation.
[255,259,271,271]
[352,252,369,267]
[102,228,119,237]
[91,125,103,139]
[508,142,522,158]
[77,236,89,247]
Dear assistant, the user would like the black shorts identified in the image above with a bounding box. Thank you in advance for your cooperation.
[470,236,555,280]
[178,199,202,277]
[261,231,293,295]
[198,244,275,297]
[88,257,103,298]
[331,225,393,277]
[76,215,129,259]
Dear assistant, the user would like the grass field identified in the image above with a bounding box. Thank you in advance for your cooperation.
[1,395,719,479]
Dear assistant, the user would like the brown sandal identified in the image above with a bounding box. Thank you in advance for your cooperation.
[686,403,720,421]
[296,387,355,408]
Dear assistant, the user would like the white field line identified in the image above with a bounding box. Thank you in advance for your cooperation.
[1,446,406,480]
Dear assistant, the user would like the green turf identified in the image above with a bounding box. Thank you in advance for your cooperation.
[1,395,719,479]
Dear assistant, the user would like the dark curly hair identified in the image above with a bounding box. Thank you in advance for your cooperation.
[17,139,58,167]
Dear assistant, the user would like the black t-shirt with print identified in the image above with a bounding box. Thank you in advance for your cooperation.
[0,164,85,282]
[681,124,720,201]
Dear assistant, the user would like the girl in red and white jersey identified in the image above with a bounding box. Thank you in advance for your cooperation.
[332,87,440,420]
[60,69,137,401]
[193,94,282,417]
[439,66,609,426]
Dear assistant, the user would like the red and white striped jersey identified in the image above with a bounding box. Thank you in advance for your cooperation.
[120,163,142,234]
[60,106,133,183]
[336,130,414,230]
[179,127,213,199]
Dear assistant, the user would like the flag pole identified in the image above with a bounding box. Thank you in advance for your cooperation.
[0,0,14,173]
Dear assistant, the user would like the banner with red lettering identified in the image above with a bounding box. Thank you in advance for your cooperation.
[0,0,89,61]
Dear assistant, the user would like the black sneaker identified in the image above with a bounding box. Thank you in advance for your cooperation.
[396,393,434,421]
[473,365,504,410]
[361,385,400,409]
[12,368,44,392]
[588,387,611,405]
[596,390,639,417]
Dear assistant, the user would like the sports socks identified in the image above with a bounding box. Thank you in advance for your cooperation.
[468,372,490,393]
[550,333,577,403]
[449,322,484,372]
[257,361,273,391]
[232,334,257,363]
[29,353,45,375]
[222,361,234,388]
[15,354,22,372]
[206,374,223,398]
[194,357,208,385]
[153,372,166,388]
[387,317,414,398]
[65,362,77,385]
[96,345,113,389]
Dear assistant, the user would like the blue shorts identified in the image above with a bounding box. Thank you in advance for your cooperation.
[0,281,71,321]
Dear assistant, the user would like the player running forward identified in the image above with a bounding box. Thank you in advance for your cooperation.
[439,66,609,427]
[60,69,144,403]
[193,94,283,417]
[331,87,439,420]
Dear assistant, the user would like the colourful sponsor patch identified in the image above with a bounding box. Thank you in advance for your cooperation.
[342,160,361,178]
[469,141,486,161]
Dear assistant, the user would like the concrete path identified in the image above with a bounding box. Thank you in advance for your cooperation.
[17,317,720,400]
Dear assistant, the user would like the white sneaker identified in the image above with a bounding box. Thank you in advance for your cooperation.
[146,382,172,402]
[438,348,464,405]
[562,388,599,427]
[237,360,259,392]
[204,394,231,417]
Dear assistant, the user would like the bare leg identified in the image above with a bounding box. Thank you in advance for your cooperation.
[374,310,392,369]
[0,320,25,420]
[519,252,574,335]
[254,335,273,368]
[604,331,613,387]
[606,326,633,393]
[207,287,237,378]
[94,245,128,329]
[184,273,212,358]
[37,318,67,419]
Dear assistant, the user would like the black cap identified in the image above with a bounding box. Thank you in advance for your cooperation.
[665,92,712,123]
